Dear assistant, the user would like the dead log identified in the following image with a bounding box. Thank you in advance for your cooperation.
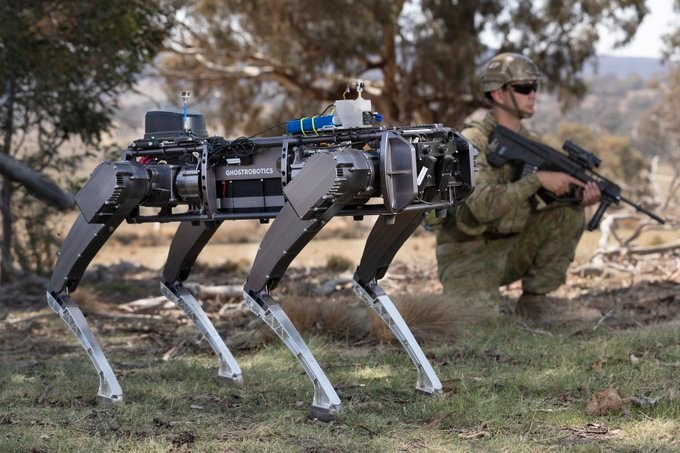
[0,152,73,209]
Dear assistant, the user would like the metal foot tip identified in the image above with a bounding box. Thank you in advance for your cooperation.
[416,387,443,396]
[96,394,124,404]
[309,404,342,422]
[216,374,244,385]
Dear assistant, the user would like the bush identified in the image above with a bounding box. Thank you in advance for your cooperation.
[325,254,354,272]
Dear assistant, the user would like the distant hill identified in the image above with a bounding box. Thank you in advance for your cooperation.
[583,55,669,80]
[527,55,674,161]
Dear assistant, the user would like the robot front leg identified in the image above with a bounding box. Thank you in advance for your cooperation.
[353,210,443,395]
[46,161,151,402]
[47,292,123,403]
[161,220,242,383]
[243,202,342,421]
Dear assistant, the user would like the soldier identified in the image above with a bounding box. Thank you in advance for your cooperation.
[436,52,601,321]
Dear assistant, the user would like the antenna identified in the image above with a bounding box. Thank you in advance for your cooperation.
[181,91,192,132]
[342,80,365,100]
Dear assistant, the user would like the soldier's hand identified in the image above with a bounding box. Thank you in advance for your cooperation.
[580,181,601,207]
[535,171,584,197]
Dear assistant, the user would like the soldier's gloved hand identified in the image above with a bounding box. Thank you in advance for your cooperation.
[535,171,584,197]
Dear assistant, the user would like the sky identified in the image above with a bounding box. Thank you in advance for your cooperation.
[598,0,676,59]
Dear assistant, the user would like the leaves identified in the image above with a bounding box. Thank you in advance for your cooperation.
[661,0,680,60]
[586,387,624,416]
[1,1,174,145]
[161,0,648,133]
[0,0,174,279]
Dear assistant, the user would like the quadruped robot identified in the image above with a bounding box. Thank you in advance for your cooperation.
[46,84,477,420]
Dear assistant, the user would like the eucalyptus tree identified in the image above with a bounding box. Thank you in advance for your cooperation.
[0,0,174,281]
[162,0,647,134]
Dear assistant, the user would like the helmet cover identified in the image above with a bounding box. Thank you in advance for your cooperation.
[481,53,541,93]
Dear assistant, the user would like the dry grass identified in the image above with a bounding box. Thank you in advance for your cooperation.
[258,296,371,343]
[191,258,250,277]
[264,291,469,346]
[325,254,355,272]
[4,307,678,452]
[71,287,123,314]
[370,292,463,344]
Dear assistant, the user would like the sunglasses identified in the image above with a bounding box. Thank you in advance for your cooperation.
[508,82,539,95]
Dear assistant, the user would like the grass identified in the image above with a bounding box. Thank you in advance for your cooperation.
[2,317,679,452]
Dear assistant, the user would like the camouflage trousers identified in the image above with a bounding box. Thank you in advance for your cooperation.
[436,205,585,317]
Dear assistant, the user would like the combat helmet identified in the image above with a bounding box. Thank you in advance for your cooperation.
[481,53,541,94]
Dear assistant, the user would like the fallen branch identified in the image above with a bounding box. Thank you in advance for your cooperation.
[162,339,187,362]
[592,310,615,331]
[86,310,164,321]
[4,312,53,325]
[597,240,680,258]
[121,296,172,311]
[314,276,353,295]
[516,321,554,336]
[183,283,243,299]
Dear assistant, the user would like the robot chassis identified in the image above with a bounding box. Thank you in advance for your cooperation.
[46,98,476,421]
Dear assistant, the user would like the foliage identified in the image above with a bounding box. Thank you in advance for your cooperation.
[635,66,680,210]
[637,67,680,164]
[12,195,63,276]
[325,254,355,272]
[161,0,647,135]
[662,0,680,61]
[0,0,174,280]
[542,122,650,194]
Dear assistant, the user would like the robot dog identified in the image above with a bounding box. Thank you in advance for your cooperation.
[46,86,476,420]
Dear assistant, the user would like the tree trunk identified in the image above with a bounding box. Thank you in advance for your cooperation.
[1,75,16,283]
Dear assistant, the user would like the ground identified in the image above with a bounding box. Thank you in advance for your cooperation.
[1,216,678,451]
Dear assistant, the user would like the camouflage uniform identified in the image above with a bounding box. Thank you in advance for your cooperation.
[435,111,585,317]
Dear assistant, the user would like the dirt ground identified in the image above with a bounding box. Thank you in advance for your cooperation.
[1,212,678,451]
[3,213,679,343]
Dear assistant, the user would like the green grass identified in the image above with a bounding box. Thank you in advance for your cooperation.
[1,319,679,452]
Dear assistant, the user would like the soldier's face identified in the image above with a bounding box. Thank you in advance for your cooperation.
[505,79,538,116]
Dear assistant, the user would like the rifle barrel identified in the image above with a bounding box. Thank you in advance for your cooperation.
[620,195,665,224]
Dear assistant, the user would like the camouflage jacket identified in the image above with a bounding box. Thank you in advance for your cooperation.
[438,112,542,241]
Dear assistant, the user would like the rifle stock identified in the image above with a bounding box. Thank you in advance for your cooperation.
[488,126,665,231]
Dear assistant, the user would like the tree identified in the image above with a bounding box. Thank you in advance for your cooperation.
[637,66,680,190]
[0,1,174,282]
[662,0,680,60]
[161,0,647,135]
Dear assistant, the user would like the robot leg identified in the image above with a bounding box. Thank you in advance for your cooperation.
[46,161,150,402]
[353,210,443,395]
[161,220,242,383]
[243,202,341,421]
[241,149,373,420]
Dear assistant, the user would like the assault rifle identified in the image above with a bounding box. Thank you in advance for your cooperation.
[488,126,665,231]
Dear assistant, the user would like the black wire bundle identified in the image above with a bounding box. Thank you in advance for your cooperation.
[207,136,256,164]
